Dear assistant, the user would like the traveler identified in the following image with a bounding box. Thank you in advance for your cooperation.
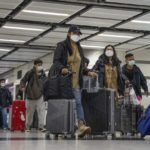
[122,53,148,99]
[92,45,127,103]
[0,79,12,130]
[53,25,95,137]
[20,59,46,132]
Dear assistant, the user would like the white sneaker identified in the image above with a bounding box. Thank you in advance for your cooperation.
[25,128,31,132]
[77,125,91,137]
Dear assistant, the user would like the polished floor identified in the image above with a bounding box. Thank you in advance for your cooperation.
[0,130,150,150]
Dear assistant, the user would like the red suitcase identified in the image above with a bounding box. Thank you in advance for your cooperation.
[10,100,25,131]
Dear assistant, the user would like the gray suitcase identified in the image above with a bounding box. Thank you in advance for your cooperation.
[46,99,76,138]
[120,104,137,134]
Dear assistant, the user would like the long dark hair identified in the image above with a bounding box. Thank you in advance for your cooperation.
[103,45,120,66]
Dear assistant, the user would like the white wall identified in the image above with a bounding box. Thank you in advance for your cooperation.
[132,50,150,108]
[133,63,150,108]
[84,49,126,69]
[0,52,54,85]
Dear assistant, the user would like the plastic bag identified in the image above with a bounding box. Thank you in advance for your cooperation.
[130,87,141,105]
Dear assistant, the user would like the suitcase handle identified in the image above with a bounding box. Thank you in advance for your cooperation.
[22,92,25,100]
[88,73,99,92]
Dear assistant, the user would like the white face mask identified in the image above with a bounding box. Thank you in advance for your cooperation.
[71,35,80,42]
[105,50,114,57]
[128,60,135,66]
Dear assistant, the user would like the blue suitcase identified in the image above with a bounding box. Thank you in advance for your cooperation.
[138,105,150,136]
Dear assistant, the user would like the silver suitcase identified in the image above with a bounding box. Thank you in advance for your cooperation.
[46,99,76,137]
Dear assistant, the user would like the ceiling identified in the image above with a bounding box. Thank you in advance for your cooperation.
[0,0,150,74]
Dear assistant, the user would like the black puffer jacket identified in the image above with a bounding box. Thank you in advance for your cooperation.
[92,54,125,95]
[0,88,12,107]
[122,64,148,98]
[53,36,88,88]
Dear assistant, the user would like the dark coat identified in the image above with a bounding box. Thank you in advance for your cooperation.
[20,68,46,100]
[122,64,148,97]
[0,88,12,107]
[53,36,88,88]
[92,54,125,95]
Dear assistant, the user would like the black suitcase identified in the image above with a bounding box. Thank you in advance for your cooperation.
[46,99,76,138]
[82,88,116,135]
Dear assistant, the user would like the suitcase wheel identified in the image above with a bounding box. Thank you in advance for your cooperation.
[45,131,50,139]
[112,133,116,140]
[71,134,75,139]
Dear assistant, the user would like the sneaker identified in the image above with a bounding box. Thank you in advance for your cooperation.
[3,127,7,130]
[39,128,46,132]
[77,125,91,138]
[25,128,31,132]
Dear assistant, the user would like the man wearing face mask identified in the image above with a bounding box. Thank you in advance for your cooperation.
[122,53,148,99]
[0,79,12,130]
[20,59,46,132]
[53,25,95,137]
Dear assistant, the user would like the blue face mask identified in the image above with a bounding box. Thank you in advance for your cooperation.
[128,60,135,66]
[37,66,43,71]
[1,83,5,87]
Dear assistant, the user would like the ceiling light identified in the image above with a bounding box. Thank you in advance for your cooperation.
[0,39,25,43]
[3,26,44,31]
[131,20,150,24]
[81,45,104,49]
[22,10,70,17]
[98,34,134,39]
[0,48,11,52]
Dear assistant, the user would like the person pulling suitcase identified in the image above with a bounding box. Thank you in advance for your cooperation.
[52,25,95,137]
[20,59,46,132]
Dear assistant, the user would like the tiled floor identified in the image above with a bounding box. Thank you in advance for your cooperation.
[0,130,150,150]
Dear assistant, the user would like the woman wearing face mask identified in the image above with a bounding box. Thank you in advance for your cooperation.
[92,45,126,103]
[53,25,95,137]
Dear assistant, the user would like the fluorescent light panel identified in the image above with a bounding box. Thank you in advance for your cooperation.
[81,45,104,49]
[3,26,44,31]
[98,34,134,39]
[0,39,25,43]
[22,10,70,17]
[131,20,150,24]
[0,48,11,52]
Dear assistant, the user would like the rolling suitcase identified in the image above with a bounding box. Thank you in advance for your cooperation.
[82,89,116,135]
[10,100,25,131]
[138,105,150,136]
[46,99,76,138]
[82,75,116,136]
[116,91,144,135]
[120,104,137,134]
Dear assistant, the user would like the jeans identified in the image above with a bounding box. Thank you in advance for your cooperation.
[0,106,8,128]
[72,88,85,121]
